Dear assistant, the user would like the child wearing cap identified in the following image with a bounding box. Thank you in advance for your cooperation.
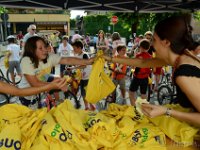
[6,35,22,85]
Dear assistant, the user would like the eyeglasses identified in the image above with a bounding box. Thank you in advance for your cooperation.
[32,29,36,31]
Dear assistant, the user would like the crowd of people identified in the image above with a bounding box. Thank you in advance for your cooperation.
[1,14,200,127]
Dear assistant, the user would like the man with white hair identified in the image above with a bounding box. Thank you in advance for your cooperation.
[22,24,37,46]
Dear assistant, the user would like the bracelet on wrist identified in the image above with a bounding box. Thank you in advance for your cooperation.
[165,108,172,117]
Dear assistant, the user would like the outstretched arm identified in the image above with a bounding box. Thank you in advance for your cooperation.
[0,78,66,96]
[59,57,93,66]
[103,55,167,68]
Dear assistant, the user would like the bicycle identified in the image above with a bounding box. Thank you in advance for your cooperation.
[157,69,177,105]
[0,76,41,108]
[96,66,131,111]
[0,76,10,106]
[0,76,80,110]
[18,88,81,110]
[38,89,79,111]
[0,55,22,85]
[63,67,83,109]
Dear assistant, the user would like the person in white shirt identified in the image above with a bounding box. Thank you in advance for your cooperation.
[57,36,73,77]
[22,24,37,46]
[127,38,134,50]
[6,35,22,85]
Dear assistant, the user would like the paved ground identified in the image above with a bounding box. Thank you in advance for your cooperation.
[0,48,159,110]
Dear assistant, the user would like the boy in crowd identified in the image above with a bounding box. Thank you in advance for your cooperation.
[129,39,152,106]
[71,40,95,111]
[6,35,22,86]
[111,45,127,104]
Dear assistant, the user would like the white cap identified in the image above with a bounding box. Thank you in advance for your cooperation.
[7,35,15,40]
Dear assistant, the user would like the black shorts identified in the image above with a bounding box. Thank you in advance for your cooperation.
[129,77,148,94]
[80,80,88,97]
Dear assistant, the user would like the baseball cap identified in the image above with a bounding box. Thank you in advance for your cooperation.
[7,35,16,40]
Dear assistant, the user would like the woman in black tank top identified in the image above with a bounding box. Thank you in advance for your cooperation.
[102,14,200,126]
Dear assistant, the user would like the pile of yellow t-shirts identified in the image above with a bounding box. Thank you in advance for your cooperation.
[149,104,199,147]
[0,104,47,150]
[0,101,198,150]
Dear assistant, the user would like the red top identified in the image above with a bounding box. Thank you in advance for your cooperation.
[112,55,127,80]
[17,34,23,40]
[134,52,152,79]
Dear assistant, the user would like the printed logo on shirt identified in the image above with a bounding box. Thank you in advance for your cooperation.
[133,108,142,121]
[0,138,21,150]
[61,50,68,56]
[129,128,148,146]
[83,114,102,131]
[50,123,73,142]
[35,67,51,81]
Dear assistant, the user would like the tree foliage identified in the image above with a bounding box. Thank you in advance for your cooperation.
[70,19,76,29]
[83,15,111,35]
[0,7,7,14]
[194,11,200,20]
[73,11,200,40]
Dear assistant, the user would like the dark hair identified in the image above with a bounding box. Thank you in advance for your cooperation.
[23,36,48,68]
[112,32,121,41]
[154,14,197,54]
[71,40,83,49]
[75,30,79,34]
[139,39,150,50]
[7,38,15,43]
[117,45,126,52]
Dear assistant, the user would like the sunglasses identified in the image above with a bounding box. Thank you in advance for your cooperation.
[32,29,36,31]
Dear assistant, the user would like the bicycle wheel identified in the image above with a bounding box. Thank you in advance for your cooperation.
[64,91,81,109]
[0,69,4,78]
[0,76,10,86]
[0,93,9,105]
[157,85,172,105]
[6,69,22,85]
